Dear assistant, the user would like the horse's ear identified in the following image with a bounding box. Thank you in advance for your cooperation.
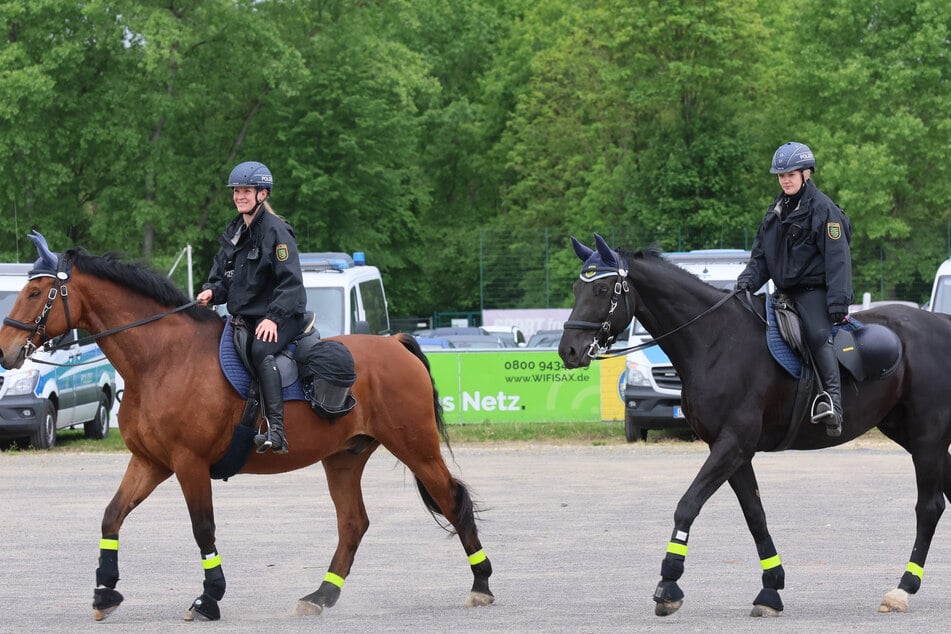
[571,236,594,262]
[594,233,619,268]
[27,230,59,274]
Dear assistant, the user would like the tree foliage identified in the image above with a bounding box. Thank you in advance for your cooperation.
[0,0,947,314]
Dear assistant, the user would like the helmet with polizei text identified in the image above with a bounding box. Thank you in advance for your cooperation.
[770,142,816,174]
[227,161,273,191]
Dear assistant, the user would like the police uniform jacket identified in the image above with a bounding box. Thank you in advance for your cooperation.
[201,206,307,325]
[736,179,853,313]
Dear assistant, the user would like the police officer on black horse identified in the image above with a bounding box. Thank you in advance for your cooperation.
[735,142,853,437]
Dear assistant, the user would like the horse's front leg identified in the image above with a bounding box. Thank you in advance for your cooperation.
[174,462,225,622]
[654,438,751,617]
[93,455,172,621]
[728,460,785,617]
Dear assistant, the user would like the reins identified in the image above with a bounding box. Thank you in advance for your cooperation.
[2,258,199,366]
[564,258,767,360]
[595,289,741,359]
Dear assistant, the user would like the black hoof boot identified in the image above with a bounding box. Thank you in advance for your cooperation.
[185,593,221,621]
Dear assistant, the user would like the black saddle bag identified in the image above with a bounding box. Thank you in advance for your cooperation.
[296,335,357,419]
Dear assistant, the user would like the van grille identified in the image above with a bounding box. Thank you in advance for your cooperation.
[652,365,682,390]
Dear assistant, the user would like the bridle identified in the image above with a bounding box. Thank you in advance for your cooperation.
[563,265,634,359]
[563,260,751,359]
[3,255,197,366]
[2,259,74,360]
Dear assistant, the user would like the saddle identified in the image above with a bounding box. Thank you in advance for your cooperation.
[221,312,357,418]
[763,293,902,452]
[768,294,902,381]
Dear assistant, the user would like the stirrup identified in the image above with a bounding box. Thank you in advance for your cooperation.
[810,391,835,424]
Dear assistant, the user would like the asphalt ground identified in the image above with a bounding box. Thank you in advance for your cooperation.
[2,439,950,633]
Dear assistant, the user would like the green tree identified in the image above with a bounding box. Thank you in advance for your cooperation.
[786,0,951,302]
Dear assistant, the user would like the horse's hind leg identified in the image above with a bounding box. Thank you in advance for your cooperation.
[391,445,494,608]
[879,445,946,613]
[297,447,378,616]
[93,455,172,621]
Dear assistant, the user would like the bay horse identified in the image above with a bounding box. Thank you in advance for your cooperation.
[0,234,494,621]
[559,234,951,618]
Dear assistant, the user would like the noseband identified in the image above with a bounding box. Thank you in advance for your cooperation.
[563,266,633,358]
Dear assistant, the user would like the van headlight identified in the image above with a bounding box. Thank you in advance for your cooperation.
[4,369,39,396]
[626,360,651,387]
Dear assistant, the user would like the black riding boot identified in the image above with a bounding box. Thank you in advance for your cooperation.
[811,340,843,437]
[253,355,288,454]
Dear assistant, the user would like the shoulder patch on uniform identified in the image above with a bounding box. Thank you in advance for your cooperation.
[276,244,289,261]
[827,222,842,240]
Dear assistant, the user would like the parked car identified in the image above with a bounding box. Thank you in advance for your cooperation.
[526,329,563,348]
[414,336,455,351]
[481,325,526,347]
[441,334,507,349]
[0,264,117,449]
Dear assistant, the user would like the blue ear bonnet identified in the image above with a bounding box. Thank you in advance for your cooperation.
[571,234,626,282]
[579,254,620,281]
[27,230,63,279]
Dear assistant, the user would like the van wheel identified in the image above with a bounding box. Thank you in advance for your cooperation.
[624,418,648,443]
[30,401,57,450]
[84,393,110,440]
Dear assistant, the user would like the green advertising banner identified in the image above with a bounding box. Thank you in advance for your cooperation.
[426,350,620,423]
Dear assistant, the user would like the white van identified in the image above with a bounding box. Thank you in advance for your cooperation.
[0,263,117,449]
[299,252,390,336]
[623,250,759,442]
[929,259,951,314]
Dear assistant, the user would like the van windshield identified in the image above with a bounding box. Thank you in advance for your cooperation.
[932,276,951,315]
[306,288,344,337]
[0,291,19,319]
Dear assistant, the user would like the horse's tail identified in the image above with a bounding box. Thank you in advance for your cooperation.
[395,333,480,536]
[395,333,450,448]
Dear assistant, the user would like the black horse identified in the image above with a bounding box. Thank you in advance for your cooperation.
[559,234,951,618]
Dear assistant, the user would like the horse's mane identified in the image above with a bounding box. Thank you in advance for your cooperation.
[65,248,220,323]
[617,246,731,295]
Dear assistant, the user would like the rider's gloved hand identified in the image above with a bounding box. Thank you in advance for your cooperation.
[829,312,848,325]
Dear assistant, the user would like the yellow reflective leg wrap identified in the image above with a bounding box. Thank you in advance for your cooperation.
[324,571,345,588]
[468,549,487,566]
[99,538,119,551]
[760,554,782,570]
[202,551,222,570]
[906,561,924,580]
[666,541,688,557]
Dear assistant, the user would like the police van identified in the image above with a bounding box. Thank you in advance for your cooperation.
[299,252,390,336]
[928,259,951,315]
[0,263,117,449]
[623,250,759,442]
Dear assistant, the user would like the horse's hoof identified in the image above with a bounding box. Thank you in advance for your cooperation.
[654,599,683,616]
[295,599,324,616]
[464,591,495,607]
[92,587,123,621]
[184,594,221,621]
[878,588,909,613]
[750,604,782,617]
[93,605,119,622]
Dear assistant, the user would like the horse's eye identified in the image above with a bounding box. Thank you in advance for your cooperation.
[28,289,41,298]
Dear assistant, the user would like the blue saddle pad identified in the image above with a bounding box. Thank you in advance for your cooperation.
[218,317,306,401]
[765,296,861,380]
